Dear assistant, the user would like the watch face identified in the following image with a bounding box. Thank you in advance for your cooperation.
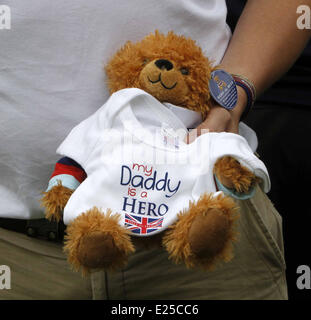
[209,70,238,110]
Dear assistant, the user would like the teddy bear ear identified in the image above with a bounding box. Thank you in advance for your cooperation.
[104,40,143,94]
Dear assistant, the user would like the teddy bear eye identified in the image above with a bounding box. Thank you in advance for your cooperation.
[143,58,150,65]
[180,67,189,75]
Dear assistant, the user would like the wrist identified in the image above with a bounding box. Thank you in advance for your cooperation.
[210,64,258,121]
[230,86,248,121]
[208,69,251,122]
[201,103,231,133]
[209,86,246,121]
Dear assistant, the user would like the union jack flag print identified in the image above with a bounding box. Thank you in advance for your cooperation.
[125,213,164,235]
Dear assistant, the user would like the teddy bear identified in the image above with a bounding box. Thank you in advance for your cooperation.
[41,31,264,275]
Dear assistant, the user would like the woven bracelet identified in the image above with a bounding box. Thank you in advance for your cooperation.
[232,74,257,120]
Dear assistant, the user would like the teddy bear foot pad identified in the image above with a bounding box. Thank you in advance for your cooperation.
[64,207,135,274]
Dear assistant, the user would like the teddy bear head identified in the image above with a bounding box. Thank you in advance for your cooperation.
[105,31,215,120]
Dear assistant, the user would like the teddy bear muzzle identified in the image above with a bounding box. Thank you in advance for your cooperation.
[138,59,189,105]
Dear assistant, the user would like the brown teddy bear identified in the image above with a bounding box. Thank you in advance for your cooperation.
[41,31,258,275]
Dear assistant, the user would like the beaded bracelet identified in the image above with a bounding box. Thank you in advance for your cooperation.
[232,74,257,120]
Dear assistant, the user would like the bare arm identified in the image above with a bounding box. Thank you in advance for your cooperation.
[189,0,311,139]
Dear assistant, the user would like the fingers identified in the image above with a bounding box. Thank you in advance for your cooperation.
[202,106,231,132]
[185,106,233,144]
[226,120,239,134]
[186,125,210,144]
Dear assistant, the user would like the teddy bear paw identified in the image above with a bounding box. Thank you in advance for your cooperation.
[188,208,232,260]
[64,207,135,274]
[214,156,257,193]
[40,182,73,222]
[163,193,238,270]
[76,231,127,269]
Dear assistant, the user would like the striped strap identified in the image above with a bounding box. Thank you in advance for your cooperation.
[46,157,87,192]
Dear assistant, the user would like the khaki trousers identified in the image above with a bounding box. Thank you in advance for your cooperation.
[0,185,287,300]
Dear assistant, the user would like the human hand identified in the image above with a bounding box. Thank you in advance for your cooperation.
[185,86,247,144]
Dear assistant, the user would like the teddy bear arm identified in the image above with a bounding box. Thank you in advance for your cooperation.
[213,156,258,194]
[40,182,73,222]
[41,157,86,222]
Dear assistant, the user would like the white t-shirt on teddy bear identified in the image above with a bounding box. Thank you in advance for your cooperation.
[57,88,270,236]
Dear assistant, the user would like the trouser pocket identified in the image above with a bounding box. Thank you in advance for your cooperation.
[238,185,286,273]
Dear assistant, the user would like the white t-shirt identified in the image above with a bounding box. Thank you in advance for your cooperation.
[0,0,231,220]
[57,88,270,236]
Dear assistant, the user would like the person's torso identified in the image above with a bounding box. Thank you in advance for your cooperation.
[0,0,231,219]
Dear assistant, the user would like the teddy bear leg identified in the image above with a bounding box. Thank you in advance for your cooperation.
[64,207,135,275]
[163,193,238,270]
[40,181,73,222]
[214,156,257,193]
[188,208,232,260]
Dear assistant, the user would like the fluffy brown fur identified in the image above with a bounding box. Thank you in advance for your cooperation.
[64,207,135,276]
[105,30,215,120]
[40,181,73,222]
[40,31,259,275]
[214,156,257,193]
[162,193,239,270]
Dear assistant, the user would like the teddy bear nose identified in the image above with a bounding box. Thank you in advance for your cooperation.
[155,59,173,71]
